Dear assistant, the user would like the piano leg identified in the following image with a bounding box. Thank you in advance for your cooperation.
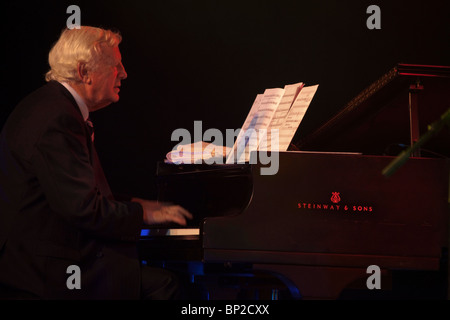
[254,263,450,300]
[253,264,389,300]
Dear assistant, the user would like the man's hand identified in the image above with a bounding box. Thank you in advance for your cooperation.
[131,198,193,226]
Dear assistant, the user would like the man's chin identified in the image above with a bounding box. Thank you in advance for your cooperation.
[112,93,120,103]
[90,99,117,112]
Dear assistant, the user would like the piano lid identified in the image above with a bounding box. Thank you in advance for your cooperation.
[295,63,450,157]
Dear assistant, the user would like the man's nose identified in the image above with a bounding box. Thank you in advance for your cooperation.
[118,62,127,80]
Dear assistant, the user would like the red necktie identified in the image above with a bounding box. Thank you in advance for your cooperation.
[86,118,94,142]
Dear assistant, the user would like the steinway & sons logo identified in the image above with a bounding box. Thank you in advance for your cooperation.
[297,192,374,213]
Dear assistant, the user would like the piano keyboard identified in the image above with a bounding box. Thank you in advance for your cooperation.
[140,228,200,237]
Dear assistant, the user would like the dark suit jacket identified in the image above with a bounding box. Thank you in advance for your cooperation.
[0,81,144,299]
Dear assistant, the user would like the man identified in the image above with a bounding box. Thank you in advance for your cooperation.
[0,26,192,299]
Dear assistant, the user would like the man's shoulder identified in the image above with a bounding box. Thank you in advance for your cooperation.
[8,81,81,124]
[2,81,86,158]
[19,81,77,111]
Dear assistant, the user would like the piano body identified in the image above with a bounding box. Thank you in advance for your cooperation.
[139,64,450,299]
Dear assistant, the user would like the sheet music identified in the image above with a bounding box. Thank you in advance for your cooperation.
[166,81,319,165]
[268,82,304,129]
[226,88,285,163]
[260,82,304,151]
[278,84,319,151]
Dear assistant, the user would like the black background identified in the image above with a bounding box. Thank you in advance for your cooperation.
[1,0,449,198]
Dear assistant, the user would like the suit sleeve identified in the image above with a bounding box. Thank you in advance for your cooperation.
[30,112,143,241]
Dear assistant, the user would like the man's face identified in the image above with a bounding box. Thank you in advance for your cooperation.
[86,45,127,111]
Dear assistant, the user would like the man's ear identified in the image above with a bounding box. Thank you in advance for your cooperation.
[77,62,91,84]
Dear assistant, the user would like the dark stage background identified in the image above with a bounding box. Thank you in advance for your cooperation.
[2,0,450,199]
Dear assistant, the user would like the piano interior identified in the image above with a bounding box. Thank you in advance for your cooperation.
[139,64,450,300]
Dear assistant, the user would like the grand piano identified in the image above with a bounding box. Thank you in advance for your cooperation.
[139,64,450,299]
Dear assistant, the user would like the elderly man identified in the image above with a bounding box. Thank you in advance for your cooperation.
[0,26,192,299]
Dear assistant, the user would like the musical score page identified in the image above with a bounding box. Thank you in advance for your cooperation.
[227,88,285,163]
[278,84,319,151]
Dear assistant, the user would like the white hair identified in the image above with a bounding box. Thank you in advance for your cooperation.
[45,26,122,83]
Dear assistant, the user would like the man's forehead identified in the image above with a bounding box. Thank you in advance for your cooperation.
[99,44,122,63]
[112,46,122,60]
